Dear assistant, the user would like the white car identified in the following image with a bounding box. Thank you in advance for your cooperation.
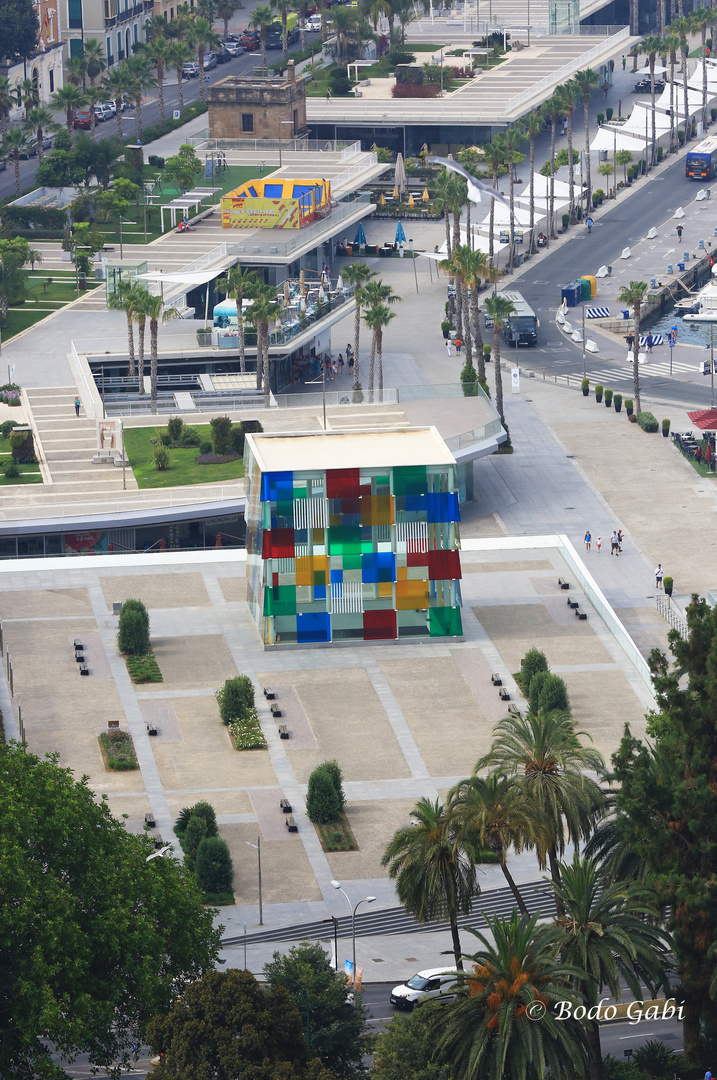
[390,968,459,1010]
[102,100,117,116]
[306,16,322,31]
[94,104,113,122]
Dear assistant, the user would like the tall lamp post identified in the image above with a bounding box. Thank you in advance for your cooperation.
[245,837,263,925]
[330,880,375,986]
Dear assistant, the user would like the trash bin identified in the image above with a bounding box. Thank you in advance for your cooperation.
[678,261,685,271]
[561,281,581,308]
[667,264,673,274]
[579,277,592,301]
[621,309,630,319]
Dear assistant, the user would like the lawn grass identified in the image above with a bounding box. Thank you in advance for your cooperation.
[0,462,43,485]
[124,425,245,489]
[125,652,163,683]
[25,279,100,304]
[315,813,358,852]
[1,307,56,342]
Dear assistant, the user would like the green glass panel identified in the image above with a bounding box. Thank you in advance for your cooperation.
[328,525,361,554]
[264,585,297,617]
[429,606,463,636]
[393,465,427,496]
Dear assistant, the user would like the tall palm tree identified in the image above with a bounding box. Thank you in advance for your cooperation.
[341,262,375,391]
[217,0,239,41]
[502,126,525,270]
[432,167,459,259]
[549,855,672,1080]
[363,302,396,402]
[249,5,275,74]
[145,13,170,42]
[103,64,131,140]
[475,710,605,891]
[20,78,39,117]
[691,7,710,133]
[145,293,180,411]
[84,85,107,140]
[483,292,515,423]
[125,54,157,141]
[108,280,140,377]
[449,773,543,915]
[133,288,150,393]
[216,264,258,374]
[246,286,280,401]
[144,36,171,129]
[433,911,589,1080]
[51,84,86,136]
[450,177,468,331]
[639,35,665,166]
[361,277,400,400]
[329,5,359,65]
[272,0,295,63]
[0,78,14,139]
[66,56,87,88]
[3,129,28,195]
[545,94,561,241]
[462,249,495,386]
[672,17,691,145]
[441,245,473,359]
[556,82,578,222]
[25,106,55,162]
[382,796,479,971]
[82,38,107,85]
[187,16,220,102]
[522,108,543,253]
[665,32,680,154]
[482,136,505,260]
[617,280,648,414]
[574,68,599,212]
[167,41,194,115]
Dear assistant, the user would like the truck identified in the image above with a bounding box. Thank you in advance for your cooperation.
[266,12,299,48]
[499,290,539,347]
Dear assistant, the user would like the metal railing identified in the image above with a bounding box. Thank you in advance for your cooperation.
[445,417,503,450]
[189,137,359,153]
[0,486,245,521]
[656,594,688,638]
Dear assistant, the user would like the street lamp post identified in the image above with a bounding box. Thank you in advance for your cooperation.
[322,915,339,969]
[409,237,418,293]
[582,302,586,377]
[330,880,375,986]
[278,119,295,167]
[245,836,263,925]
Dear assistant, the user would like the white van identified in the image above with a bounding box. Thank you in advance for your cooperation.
[390,968,459,1010]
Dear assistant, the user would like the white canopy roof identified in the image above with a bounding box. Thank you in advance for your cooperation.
[523,172,570,198]
[623,103,672,136]
[514,194,569,214]
[590,125,651,153]
[655,82,707,114]
[477,202,534,227]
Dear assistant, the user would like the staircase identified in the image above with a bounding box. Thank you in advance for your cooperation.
[26,387,138,495]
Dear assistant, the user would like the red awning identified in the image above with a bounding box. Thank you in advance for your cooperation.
[687,409,717,430]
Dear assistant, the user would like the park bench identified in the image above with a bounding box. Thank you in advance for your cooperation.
[566,596,579,609]
[558,577,570,589]
[146,723,158,736]
[79,663,89,676]
[74,638,84,650]
[490,673,503,686]
[145,812,156,828]
[574,606,588,620]
[286,814,298,832]
[75,651,85,663]
[270,703,282,718]
[508,704,522,718]
[280,798,292,813]
[498,687,510,701]
[263,687,275,699]
[153,836,165,849]
[278,724,289,739]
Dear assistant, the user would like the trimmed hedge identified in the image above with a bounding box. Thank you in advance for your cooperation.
[637,411,659,432]
[137,101,208,146]
[395,63,423,85]
[521,648,548,699]
[118,598,150,656]
[391,83,441,97]
[0,205,67,230]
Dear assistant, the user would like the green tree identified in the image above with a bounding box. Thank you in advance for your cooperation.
[475,711,605,891]
[341,262,375,390]
[74,133,124,188]
[216,265,258,374]
[146,293,179,410]
[433,911,589,1080]
[103,62,133,140]
[217,0,240,40]
[481,136,505,259]
[246,285,280,402]
[548,854,672,1080]
[125,53,157,141]
[3,127,28,195]
[183,812,208,870]
[195,835,234,894]
[441,245,471,362]
[108,280,142,377]
[187,15,220,102]
[544,93,562,240]
[363,302,396,403]
[118,597,150,655]
[164,143,203,193]
[373,1003,454,1080]
[143,35,171,128]
[521,648,549,697]
[167,41,194,114]
[610,595,717,1060]
[250,4,275,73]
[147,968,337,1080]
[0,77,15,138]
[82,36,107,84]
[0,742,220,1079]
[25,105,55,162]
[264,941,370,1079]
[382,796,478,971]
[616,281,648,414]
[483,293,515,423]
[0,237,30,328]
[639,35,664,166]
[272,0,295,63]
[0,0,39,63]
[529,672,569,715]
[187,800,219,837]
[51,82,86,135]
[431,166,461,259]
[616,149,634,185]
[306,764,342,824]
[574,68,599,210]
[664,32,680,154]
[217,673,256,722]
[520,107,544,254]
[321,759,346,812]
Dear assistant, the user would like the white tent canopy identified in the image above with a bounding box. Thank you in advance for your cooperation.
[623,103,672,136]
[591,125,651,154]
[655,83,707,114]
[477,202,534,227]
[514,195,569,215]
[524,172,571,198]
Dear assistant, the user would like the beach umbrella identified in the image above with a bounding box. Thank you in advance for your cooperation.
[319,284,326,301]
[300,294,306,311]
[422,187,430,202]
[283,280,290,306]
[394,152,407,195]
[378,192,386,207]
[393,185,399,199]
[300,269,305,294]
[354,222,367,247]
[408,193,415,207]
[336,274,343,290]
[395,221,407,246]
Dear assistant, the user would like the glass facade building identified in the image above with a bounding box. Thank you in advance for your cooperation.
[244,430,463,646]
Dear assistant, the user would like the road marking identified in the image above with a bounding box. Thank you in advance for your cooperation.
[619,1033,655,1039]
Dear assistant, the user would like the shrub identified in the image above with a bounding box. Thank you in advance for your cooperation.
[231,425,245,456]
[637,411,658,432]
[631,1041,675,1079]
[180,426,201,447]
[200,440,212,454]
[597,112,605,125]
[521,648,548,698]
[167,416,184,443]
[662,418,670,433]
[581,376,589,395]
[210,415,233,455]
[391,83,441,98]
[602,1056,643,1080]
[190,801,218,838]
[625,397,634,413]
[614,392,622,412]
[528,669,549,715]
[663,575,673,592]
[195,836,234,895]
[461,360,479,396]
[605,106,613,121]
[394,63,423,85]
[388,47,416,66]
[4,463,19,478]
[99,730,138,771]
[152,443,169,471]
[562,213,570,230]
[216,674,255,724]
[657,145,663,161]
[242,420,264,436]
[329,69,352,96]
[306,764,342,824]
[125,654,162,683]
[118,598,150,656]
[9,429,35,464]
[595,383,603,401]
[183,813,207,871]
[537,673,570,714]
[604,388,613,406]
[483,343,491,360]
[321,759,346,812]
[228,708,266,749]
[1,419,18,440]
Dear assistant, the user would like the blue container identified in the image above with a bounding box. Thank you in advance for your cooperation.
[678,261,685,271]
[561,281,581,308]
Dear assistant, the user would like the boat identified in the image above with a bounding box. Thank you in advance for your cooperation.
[675,296,700,314]
[683,283,717,322]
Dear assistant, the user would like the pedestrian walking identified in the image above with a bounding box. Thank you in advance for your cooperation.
[603,80,609,98]
[338,353,344,374]
[562,118,567,136]
[617,529,623,551]
[646,332,653,353]
[74,396,80,417]
[596,535,602,553]
[626,332,634,350]
[326,88,332,102]
[332,360,338,380]
[677,224,684,241]
[584,530,591,552]
[655,563,664,589]
[455,338,462,354]
[346,343,353,363]
[446,339,452,357]
[622,54,626,70]
[610,530,619,555]
[348,353,354,373]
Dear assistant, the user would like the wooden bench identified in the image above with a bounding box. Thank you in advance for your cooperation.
[263,687,275,699]
[278,724,289,739]
[74,638,84,649]
[79,663,89,676]
[566,596,579,609]
[285,814,298,832]
[270,703,282,717]
[498,687,510,701]
[280,798,292,813]
[490,673,503,686]
[508,704,522,718]
[558,577,570,590]
[575,606,587,620]
[153,835,165,849]
[146,723,158,736]
[145,812,156,828]
[75,651,85,663]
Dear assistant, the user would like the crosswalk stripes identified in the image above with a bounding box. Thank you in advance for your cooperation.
[585,359,698,383]
[586,369,632,383]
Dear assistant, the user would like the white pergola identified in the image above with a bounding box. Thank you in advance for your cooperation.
[159,187,221,232]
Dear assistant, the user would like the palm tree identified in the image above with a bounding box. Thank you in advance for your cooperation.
[522,108,543,253]
[133,287,151,393]
[145,293,180,410]
[0,248,29,329]
[217,0,239,41]
[3,129,28,196]
[103,64,131,140]
[83,38,107,85]
[557,82,579,223]
[475,710,605,891]
[26,247,42,273]
[382,796,479,971]
[617,281,648,414]
[363,302,396,402]
[549,855,672,1080]
[246,286,281,401]
[84,85,107,140]
[187,16,220,103]
[545,94,561,241]
[249,5,275,73]
[341,262,375,391]
[108,280,140,378]
[639,35,664,166]
[144,36,171,129]
[502,126,525,270]
[272,0,295,63]
[433,911,589,1080]
[691,7,710,133]
[449,773,544,915]
[66,56,87,88]
[145,13,170,42]
[51,84,86,136]
[125,54,157,141]
[432,167,459,259]
[462,248,495,386]
[329,5,359,64]
[672,17,691,145]
[0,78,14,139]
[167,41,194,115]
[483,292,515,423]
[215,264,258,373]
[20,78,39,117]
[574,68,599,213]
[25,106,55,161]
[482,136,505,259]
[441,245,473,359]
[665,32,680,154]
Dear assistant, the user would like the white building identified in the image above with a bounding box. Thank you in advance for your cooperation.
[58,0,153,69]
[1,0,65,119]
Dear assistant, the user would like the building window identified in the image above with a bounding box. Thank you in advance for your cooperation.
[49,68,54,92]
[68,0,82,28]
[133,22,138,42]
[242,113,254,132]
[106,36,112,60]
[70,37,83,57]
[117,31,122,58]
[170,7,173,17]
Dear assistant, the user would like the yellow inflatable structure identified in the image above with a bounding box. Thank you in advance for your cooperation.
[221,177,331,230]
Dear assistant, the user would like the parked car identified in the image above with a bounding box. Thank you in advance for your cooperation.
[73,111,93,129]
[20,134,53,158]
[221,39,243,55]
[211,47,231,64]
[239,33,259,49]
[306,16,322,30]
[390,969,458,1011]
[203,51,218,70]
[182,60,200,78]
[94,103,113,122]
[102,100,117,116]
